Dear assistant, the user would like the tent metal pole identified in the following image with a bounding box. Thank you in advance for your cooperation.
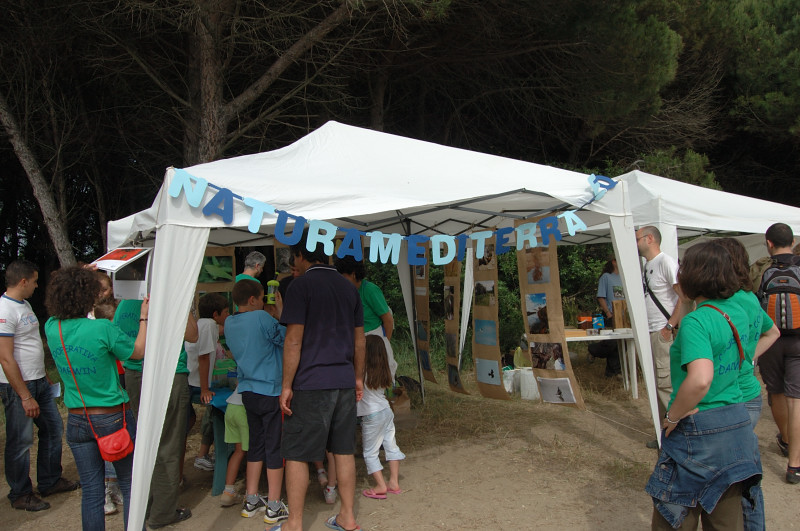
[404,217,426,405]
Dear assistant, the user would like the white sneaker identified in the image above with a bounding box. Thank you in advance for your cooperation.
[194,455,214,471]
[241,495,266,517]
[264,500,289,524]
[323,485,337,504]
[220,490,237,507]
[104,490,118,515]
[108,481,123,505]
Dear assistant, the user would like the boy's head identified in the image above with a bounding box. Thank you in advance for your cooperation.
[93,299,118,320]
[231,279,264,311]
[334,256,365,281]
[198,292,230,324]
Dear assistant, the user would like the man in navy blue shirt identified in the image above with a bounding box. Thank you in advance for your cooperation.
[278,230,365,531]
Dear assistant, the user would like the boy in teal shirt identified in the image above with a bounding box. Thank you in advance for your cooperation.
[225,279,288,525]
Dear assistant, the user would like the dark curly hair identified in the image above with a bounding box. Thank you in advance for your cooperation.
[678,241,739,301]
[45,267,101,319]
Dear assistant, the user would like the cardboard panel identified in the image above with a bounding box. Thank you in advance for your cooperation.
[195,246,236,293]
[444,260,467,394]
[414,244,436,383]
[515,219,584,408]
[472,233,509,400]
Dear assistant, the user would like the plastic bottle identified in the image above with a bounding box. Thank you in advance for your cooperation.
[266,273,280,305]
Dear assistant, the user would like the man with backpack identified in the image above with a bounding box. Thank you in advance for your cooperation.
[757,222,800,484]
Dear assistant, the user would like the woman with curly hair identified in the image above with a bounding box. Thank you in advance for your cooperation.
[44,266,148,530]
[646,241,778,529]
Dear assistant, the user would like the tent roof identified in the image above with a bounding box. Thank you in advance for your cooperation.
[109,121,800,250]
[108,121,624,249]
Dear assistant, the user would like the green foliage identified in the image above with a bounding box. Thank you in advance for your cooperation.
[642,148,719,189]
[730,0,800,138]
[557,245,610,325]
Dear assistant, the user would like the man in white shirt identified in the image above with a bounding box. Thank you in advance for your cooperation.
[0,260,78,511]
[636,227,689,430]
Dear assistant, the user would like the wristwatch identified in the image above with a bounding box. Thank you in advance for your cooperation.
[665,322,674,331]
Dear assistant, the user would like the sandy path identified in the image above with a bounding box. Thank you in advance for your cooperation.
[4,384,799,530]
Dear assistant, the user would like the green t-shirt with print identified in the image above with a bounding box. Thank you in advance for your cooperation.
[113,298,189,374]
[730,290,774,402]
[359,279,390,333]
[668,296,757,411]
[114,299,143,372]
[45,317,133,409]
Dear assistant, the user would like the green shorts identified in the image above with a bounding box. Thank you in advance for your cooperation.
[224,403,249,451]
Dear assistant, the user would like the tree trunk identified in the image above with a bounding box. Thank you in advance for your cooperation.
[195,1,228,163]
[0,90,76,267]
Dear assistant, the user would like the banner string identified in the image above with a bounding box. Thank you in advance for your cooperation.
[584,407,655,437]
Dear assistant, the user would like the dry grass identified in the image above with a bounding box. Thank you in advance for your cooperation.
[394,349,656,492]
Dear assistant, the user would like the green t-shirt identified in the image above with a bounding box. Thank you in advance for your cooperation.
[113,298,189,374]
[45,317,133,408]
[114,299,143,372]
[731,290,774,402]
[175,345,189,374]
[359,279,390,333]
[668,294,768,411]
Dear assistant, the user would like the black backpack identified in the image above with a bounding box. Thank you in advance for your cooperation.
[758,257,800,333]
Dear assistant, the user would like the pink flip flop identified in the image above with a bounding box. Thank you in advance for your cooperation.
[386,488,402,495]
[362,488,387,500]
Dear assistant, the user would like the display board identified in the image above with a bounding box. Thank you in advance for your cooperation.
[414,242,436,383]
[444,259,467,394]
[275,242,293,280]
[196,246,236,293]
[515,219,584,408]
[471,233,510,400]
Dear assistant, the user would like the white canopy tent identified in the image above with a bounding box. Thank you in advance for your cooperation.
[107,121,800,530]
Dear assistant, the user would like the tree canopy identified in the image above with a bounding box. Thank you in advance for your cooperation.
[2,0,799,273]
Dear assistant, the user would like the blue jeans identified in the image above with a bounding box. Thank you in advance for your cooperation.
[67,410,136,530]
[742,395,765,531]
[0,377,64,501]
[744,394,762,427]
[646,403,761,528]
[360,407,405,475]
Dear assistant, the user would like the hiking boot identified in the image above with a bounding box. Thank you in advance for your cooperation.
[11,493,50,511]
[777,433,790,457]
[264,500,289,524]
[220,490,237,507]
[241,495,266,517]
[787,467,800,484]
[194,455,214,471]
[39,477,80,497]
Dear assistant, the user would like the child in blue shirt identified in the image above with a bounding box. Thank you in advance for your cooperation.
[224,279,288,525]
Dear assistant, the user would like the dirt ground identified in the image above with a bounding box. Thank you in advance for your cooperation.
[3,372,800,530]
